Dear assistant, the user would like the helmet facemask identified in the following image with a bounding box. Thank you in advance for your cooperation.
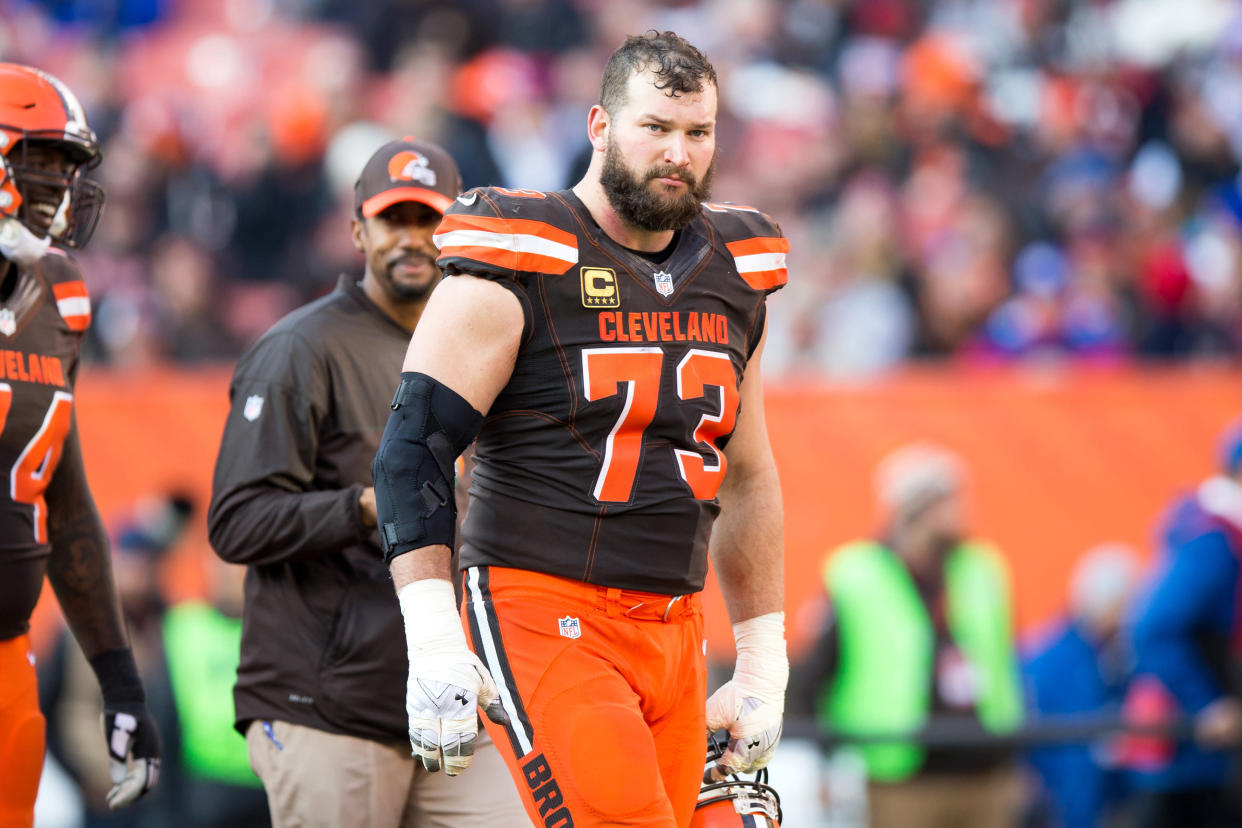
[692,734,783,826]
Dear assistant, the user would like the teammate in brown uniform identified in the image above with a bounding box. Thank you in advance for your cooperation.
[0,63,159,825]
[373,32,788,827]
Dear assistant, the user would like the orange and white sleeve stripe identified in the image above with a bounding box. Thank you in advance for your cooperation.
[434,214,579,276]
[51,280,90,331]
[726,236,790,291]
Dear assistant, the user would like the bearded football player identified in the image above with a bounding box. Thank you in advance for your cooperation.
[0,63,159,825]
[374,30,788,827]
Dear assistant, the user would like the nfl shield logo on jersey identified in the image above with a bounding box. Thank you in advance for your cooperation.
[558,616,581,639]
[0,308,14,336]
[243,394,265,422]
[653,270,674,297]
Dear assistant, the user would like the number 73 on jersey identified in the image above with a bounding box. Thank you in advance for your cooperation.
[582,346,738,503]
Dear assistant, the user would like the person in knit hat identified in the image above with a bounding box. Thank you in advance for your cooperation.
[795,442,1023,828]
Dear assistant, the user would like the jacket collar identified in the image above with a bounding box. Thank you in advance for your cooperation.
[339,274,412,337]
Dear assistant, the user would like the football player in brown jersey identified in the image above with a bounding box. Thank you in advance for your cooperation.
[0,64,159,824]
[373,31,788,827]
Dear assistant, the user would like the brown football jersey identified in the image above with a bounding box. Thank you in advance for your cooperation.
[435,187,787,595]
[0,249,89,639]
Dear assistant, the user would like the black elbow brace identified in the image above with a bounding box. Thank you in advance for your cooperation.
[372,372,484,563]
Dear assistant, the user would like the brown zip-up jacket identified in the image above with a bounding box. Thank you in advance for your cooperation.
[208,275,410,744]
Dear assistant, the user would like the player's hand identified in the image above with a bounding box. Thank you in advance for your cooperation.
[0,216,49,264]
[88,648,160,809]
[102,702,161,809]
[407,648,509,775]
[398,577,508,776]
[704,612,788,783]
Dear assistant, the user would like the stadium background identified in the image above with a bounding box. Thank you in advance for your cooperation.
[10,0,1242,823]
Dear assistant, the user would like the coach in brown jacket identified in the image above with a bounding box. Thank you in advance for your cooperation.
[208,138,528,828]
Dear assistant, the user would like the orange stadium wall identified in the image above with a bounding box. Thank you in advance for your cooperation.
[29,365,1242,663]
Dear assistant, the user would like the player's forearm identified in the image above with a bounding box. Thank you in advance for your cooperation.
[44,424,127,658]
[47,507,127,658]
[207,483,370,565]
[710,462,784,623]
[705,459,789,781]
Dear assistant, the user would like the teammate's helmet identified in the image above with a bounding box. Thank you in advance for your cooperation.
[0,63,103,247]
[691,736,782,827]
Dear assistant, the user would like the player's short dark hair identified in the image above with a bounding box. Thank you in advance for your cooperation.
[599,30,717,115]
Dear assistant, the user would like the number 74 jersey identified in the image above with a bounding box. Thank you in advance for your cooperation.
[0,250,89,639]
[434,187,788,595]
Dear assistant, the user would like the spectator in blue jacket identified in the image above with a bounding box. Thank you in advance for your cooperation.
[1124,420,1242,827]
[1023,544,1139,828]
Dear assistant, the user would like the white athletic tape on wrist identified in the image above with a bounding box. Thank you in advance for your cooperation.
[397,578,467,658]
[731,611,789,695]
[705,610,789,777]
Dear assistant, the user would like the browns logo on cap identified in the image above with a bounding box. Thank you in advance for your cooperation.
[387,151,436,185]
[355,137,461,218]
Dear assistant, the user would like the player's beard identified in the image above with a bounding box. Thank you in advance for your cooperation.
[383,251,439,301]
[600,137,714,233]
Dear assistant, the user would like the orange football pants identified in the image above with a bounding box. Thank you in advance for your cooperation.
[0,635,45,828]
[462,565,706,828]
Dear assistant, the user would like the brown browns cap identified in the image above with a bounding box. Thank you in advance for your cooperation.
[354,137,461,218]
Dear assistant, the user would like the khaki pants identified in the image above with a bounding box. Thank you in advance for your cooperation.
[246,719,531,828]
[867,765,1022,828]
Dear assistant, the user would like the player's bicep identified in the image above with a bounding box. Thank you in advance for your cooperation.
[721,316,775,484]
[400,273,523,414]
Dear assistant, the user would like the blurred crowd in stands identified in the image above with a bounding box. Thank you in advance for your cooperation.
[4,0,1242,376]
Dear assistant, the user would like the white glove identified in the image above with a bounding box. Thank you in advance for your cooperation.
[92,647,161,810]
[102,709,160,809]
[704,612,788,782]
[398,578,508,775]
[0,216,49,265]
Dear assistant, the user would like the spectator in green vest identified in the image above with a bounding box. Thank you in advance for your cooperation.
[792,442,1024,827]
[161,553,270,827]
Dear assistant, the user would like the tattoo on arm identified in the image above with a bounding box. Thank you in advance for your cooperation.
[44,419,127,658]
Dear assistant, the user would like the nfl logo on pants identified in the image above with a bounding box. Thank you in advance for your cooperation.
[558,616,581,639]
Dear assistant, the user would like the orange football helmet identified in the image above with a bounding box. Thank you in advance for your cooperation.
[0,63,104,247]
[691,735,782,827]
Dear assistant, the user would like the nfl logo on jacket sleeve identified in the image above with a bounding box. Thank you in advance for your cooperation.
[243,395,264,422]
[558,616,581,639]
